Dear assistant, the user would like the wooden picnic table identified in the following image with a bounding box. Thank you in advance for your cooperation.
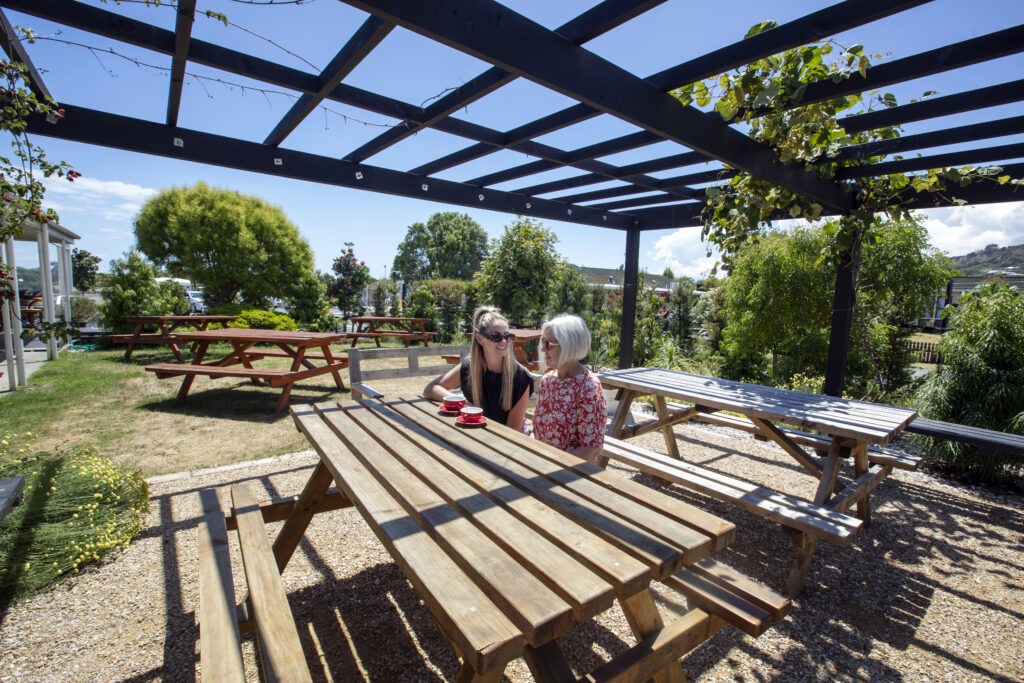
[19,307,44,327]
[144,328,347,412]
[109,315,239,361]
[599,366,918,595]
[236,394,791,681]
[341,315,435,347]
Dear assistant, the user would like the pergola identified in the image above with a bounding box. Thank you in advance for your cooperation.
[2,0,1022,394]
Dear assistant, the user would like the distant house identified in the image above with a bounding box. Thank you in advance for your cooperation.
[922,275,1024,328]
[571,265,676,294]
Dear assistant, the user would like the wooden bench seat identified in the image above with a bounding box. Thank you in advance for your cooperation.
[198,484,313,682]
[601,436,863,545]
[107,332,176,344]
[146,363,295,385]
[242,349,346,365]
[0,476,25,522]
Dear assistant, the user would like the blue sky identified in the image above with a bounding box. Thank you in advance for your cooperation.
[8,0,1024,279]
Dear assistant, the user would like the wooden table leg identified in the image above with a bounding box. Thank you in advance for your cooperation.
[654,395,682,461]
[124,322,144,360]
[177,342,208,401]
[273,347,305,412]
[271,461,335,572]
[522,641,575,682]
[619,589,687,683]
[321,344,345,390]
[598,389,636,468]
[160,323,184,361]
[852,442,871,524]
[787,439,847,596]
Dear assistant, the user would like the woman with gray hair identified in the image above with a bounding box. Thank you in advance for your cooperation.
[532,314,607,462]
[424,306,533,429]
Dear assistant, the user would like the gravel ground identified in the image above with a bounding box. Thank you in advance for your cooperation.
[1,415,1021,682]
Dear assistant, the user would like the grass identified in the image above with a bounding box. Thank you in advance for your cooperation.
[0,341,434,477]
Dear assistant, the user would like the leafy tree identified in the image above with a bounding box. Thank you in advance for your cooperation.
[588,284,608,317]
[477,217,560,326]
[632,277,667,367]
[329,245,371,321]
[71,248,101,292]
[662,267,675,280]
[405,286,438,332]
[915,283,1024,482]
[133,182,313,307]
[99,251,179,333]
[460,279,480,335]
[391,212,488,283]
[667,277,698,352]
[547,264,590,317]
[370,278,398,317]
[424,279,463,343]
[286,270,332,329]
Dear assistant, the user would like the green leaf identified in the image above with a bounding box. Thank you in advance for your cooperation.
[789,205,802,218]
[744,21,778,39]
[858,55,870,78]
[998,175,1011,185]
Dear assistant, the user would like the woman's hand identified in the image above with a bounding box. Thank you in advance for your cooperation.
[423,365,461,401]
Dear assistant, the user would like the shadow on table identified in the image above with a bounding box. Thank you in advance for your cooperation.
[613,444,1024,681]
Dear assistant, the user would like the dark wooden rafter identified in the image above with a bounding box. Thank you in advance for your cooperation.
[25,104,635,230]
[342,0,668,163]
[0,9,51,100]
[405,0,933,180]
[264,16,393,147]
[512,152,708,196]
[165,0,196,127]
[838,115,1024,161]
[342,0,854,212]
[839,143,1024,179]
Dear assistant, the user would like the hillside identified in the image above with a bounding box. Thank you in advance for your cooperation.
[949,243,1024,275]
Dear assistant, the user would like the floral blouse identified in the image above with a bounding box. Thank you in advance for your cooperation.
[532,369,607,458]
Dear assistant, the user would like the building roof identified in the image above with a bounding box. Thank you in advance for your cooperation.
[573,265,674,290]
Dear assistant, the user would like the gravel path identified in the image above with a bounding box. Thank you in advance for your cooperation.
[1,418,1021,682]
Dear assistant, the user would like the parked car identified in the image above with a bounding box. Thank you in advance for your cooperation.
[185,290,207,314]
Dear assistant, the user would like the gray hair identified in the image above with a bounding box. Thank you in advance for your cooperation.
[541,314,591,368]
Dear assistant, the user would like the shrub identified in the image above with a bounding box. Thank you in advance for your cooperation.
[67,296,98,327]
[405,286,438,332]
[370,279,398,317]
[229,309,297,331]
[99,251,179,333]
[424,279,462,343]
[286,270,330,326]
[206,303,257,317]
[0,434,149,606]
[914,282,1024,482]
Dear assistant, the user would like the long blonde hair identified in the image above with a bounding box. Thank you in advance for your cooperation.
[470,306,518,411]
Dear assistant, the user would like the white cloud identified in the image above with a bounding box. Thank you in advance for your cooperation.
[919,202,1024,256]
[43,176,157,222]
[650,227,720,279]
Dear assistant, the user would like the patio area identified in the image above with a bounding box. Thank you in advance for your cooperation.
[0,417,1020,681]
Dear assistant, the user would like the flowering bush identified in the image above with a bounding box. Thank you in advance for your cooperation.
[0,433,149,605]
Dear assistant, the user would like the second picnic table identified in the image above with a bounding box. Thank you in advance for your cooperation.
[109,315,239,360]
[340,316,435,347]
[144,327,347,411]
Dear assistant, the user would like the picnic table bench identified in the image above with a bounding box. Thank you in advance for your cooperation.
[145,328,347,412]
[108,315,239,361]
[599,367,919,596]
[197,395,791,680]
[340,315,435,347]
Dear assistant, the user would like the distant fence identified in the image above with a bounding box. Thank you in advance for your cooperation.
[908,340,944,365]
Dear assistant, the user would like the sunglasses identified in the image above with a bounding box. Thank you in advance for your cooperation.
[480,331,515,343]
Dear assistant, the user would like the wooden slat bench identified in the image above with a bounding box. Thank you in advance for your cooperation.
[348,344,471,400]
[198,483,324,682]
[0,476,25,522]
[904,417,1024,456]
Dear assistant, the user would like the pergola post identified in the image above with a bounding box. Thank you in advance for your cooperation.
[36,221,57,359]
[1,245,15,391]
[823,257,857,397]
[618,228,640,369]
[57,241,71,327]
[4,236,26,386]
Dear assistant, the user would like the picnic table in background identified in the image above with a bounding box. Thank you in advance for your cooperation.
[340,316,435,347]
[19,307,44,328]
[205,394,788,681]
[444,328,542,370]
[599,366,919,595]
[108,315,239,361]
[144,328,347,412]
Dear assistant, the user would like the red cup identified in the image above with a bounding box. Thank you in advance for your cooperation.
[460,406,484,423]
[443,395,466,412]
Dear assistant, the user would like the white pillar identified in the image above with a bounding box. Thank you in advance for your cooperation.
[37,223,57,359]
[1,247,16,391]
[4,236,25,386]
[58,243,71,324]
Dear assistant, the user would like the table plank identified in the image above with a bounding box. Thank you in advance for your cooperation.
[314,403,574,646]
[291,407,523,674]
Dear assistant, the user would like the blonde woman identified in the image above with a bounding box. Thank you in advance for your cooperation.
[532,314,607,463]
[424,306,533,429]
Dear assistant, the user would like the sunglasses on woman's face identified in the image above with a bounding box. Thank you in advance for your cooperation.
[480,331,515,343]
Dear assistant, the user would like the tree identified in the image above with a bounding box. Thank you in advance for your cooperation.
[71,248,101,292]
[286,270,333,330]
[424,279,462,343]
[99,251,180,333]
[370,278,398,317]
[477,217,560,326]
[916,283,1024,482]
[329,244,371,321]
[133,182,313,307]
[667,277,698,351]
[547,265,590,317]
[391,212,488,283]
[662,267,675,280]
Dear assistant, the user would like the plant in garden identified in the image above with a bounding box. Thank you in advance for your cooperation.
[915,283,1024,482]
[329,244,371,321]
[370,278,398,317]
[286,270,332,328]
[405,286,438,332]
[391,212,488,283]
[667,277,698,352]
[98,251,178,333]
[460,279,479,335]
[547,264,590,317]
[0,433,149,606]
[229,309,297,331]
[632,277,668,367]
[70,248,101,293]
[424,279,462,343]
[477,217,560,326]
[68,296,98,327]
[134,182,313,308]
